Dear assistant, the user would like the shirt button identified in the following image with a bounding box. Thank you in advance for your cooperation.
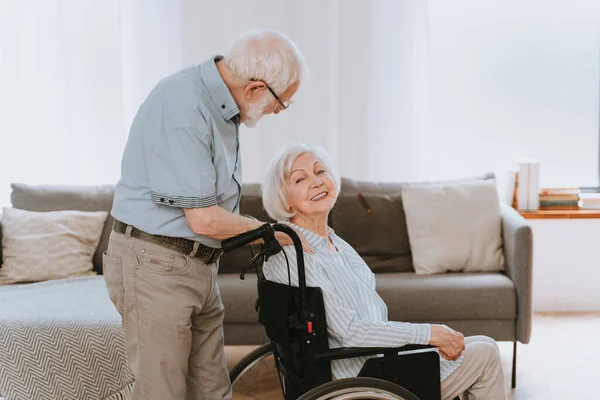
[160,198,165,202]
[221,104,226,109]
[169,200,174,205]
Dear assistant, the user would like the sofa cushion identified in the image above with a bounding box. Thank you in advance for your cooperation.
[219,274,260,323]
[242,183,262,196]
[401,180,505,274]
[10,183,115,274]
[239,194,274,223]
[218,245,263,276]
[332,194,413,272]
[376,272,516,321]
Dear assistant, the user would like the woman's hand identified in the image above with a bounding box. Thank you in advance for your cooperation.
[429,324,465,361]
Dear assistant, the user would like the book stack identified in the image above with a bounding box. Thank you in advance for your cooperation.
[579,193,600,209]
[538,188,580,210]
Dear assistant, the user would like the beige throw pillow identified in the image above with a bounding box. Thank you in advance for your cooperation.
[0,207,108,283]
[401,180,505,275]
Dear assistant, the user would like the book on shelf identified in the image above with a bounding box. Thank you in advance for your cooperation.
[579,186,600,194]
[516,161,539,211]
[579,193,600,199]
[536,187,581,211]
[540,200,579,206]
[538,205,580,210]
[578,193,600,209]
[539,194,579,202]
[539,188,581,195]
[579,203,600,210]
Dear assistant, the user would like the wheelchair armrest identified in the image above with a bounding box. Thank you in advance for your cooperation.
[313,344,436,362]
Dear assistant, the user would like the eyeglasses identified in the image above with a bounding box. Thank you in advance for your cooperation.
[252,79,290,111]
[265,84,290,112]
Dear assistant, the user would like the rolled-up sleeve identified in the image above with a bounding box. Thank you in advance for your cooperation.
[146,126,217,208]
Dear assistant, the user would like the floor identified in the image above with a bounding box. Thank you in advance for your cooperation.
[225,312,600,399]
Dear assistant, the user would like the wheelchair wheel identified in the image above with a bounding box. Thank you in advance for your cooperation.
[297,377,420,400]
[230,343,284,399]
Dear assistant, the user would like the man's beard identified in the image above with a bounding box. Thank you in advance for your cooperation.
[242,95,271,128]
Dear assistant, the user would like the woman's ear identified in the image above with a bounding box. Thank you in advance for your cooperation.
[244,81,266,100]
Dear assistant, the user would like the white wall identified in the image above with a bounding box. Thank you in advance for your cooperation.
[181,0,374,182]
[180,0,431,183]
[179,0,600,189]
[530,219,600,311]
[426,0,600,194]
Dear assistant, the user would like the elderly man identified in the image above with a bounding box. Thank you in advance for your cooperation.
[261,142,507,400]
[103,30,308,400]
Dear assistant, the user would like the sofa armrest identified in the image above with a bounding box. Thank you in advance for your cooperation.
[500,203,533,344]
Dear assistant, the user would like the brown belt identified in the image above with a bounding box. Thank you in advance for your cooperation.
[112,220,223,265]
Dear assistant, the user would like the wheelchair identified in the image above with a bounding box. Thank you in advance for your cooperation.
[223,223,457,400]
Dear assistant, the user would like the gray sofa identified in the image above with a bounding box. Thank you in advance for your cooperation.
[4,174,532,387]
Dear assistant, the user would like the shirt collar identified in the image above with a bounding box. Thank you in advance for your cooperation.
[199,55,240,122]
[283,221,337,251]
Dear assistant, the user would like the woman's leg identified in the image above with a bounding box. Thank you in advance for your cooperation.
[440,336,506,400]
[465,335,500,350]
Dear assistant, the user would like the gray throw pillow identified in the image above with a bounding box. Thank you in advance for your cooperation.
[332,194,413,273]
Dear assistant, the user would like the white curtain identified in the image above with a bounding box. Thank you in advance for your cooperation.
[0,0,125,209]
[0,0,429,208]
[0,0,188,208]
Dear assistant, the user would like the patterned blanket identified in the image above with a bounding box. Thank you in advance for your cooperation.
[0,276,134,400]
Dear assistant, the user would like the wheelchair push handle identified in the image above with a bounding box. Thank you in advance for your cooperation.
[221,223,310,314]
[221,224,272,253]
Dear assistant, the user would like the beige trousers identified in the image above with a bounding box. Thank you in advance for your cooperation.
[441,335,507,400]
[103,230,231,400]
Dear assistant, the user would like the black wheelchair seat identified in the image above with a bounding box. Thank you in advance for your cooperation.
[257,278,441,400]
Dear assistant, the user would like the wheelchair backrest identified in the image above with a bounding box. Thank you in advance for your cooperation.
[257,279,333,397]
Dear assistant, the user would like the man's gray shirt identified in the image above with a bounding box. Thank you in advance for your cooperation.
[111,56,242,248]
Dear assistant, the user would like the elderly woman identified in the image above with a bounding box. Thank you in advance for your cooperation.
[261,142,507,400]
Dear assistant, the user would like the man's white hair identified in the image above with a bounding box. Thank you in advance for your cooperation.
[224,29,309,94]
[262,142,341,221]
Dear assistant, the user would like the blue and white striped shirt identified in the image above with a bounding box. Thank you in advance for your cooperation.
[262,222,463,381]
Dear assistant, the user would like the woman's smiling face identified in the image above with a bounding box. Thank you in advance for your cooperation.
[286,152,338,218]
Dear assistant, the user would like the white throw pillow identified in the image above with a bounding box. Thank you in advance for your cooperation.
[0,207,108,283]
[401,180,505,275]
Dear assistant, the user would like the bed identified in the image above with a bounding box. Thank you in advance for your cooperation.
[0,276,134,400]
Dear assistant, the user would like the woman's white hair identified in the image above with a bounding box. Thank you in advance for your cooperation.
[223,29,309,94]
[262,142,341,221]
